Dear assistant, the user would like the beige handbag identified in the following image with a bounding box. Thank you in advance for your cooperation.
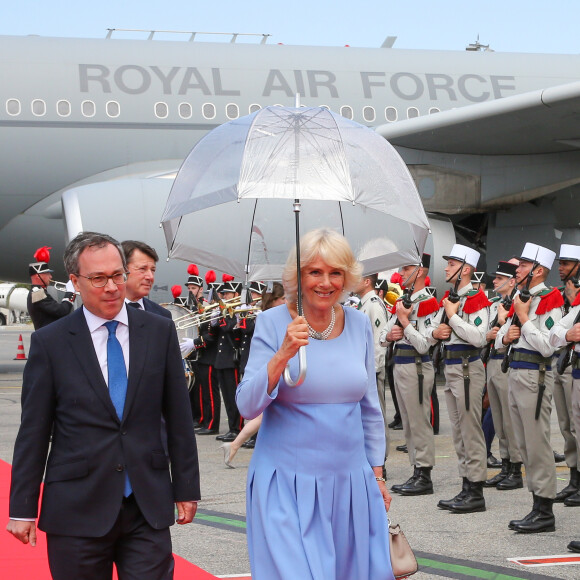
[388,519,418,578]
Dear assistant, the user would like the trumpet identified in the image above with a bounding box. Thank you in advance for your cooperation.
[51,280,70,292]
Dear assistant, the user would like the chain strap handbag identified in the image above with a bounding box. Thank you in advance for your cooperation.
[388,517,418,578]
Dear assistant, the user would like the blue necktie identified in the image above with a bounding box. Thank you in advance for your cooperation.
[104,320,132,496]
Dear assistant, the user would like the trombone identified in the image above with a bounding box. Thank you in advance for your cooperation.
[51,280,71,292]
[173,296,243,329]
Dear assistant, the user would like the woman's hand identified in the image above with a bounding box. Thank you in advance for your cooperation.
[378,479,392,511]
[278,315,309,363]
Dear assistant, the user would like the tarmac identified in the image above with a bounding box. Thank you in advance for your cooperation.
[1,324,579,580]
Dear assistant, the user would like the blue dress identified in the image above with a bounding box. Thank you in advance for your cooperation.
[236,305,394,580]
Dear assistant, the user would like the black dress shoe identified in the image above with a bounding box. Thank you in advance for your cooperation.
[568,540,580,553]
[564,491,580,506]
[487,454,502,468]
[216,431,240,442]
[388,418,402,429]
[196,428,219,435]
[192,421,201,429]
[554,450,566,463]
[395,444,408,453]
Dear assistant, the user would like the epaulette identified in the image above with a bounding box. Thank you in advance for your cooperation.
[31,286,47,303]
[438,290,450,307]
[490,296,501,303]
[416,296,439,318]
[463,288,492,314]
[537,288,553,297]
[572,292,580,307]
[536,287,565,315]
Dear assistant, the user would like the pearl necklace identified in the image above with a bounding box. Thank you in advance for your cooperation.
[299,302,336,340]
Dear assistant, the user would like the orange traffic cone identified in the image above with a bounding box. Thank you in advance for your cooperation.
[14,334,27,360]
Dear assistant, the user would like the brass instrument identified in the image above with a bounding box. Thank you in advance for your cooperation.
[159,303,199,357]
[385,283,403,307]
[231,305,261,319]
[51,280,71,292]
[171,296,243,329]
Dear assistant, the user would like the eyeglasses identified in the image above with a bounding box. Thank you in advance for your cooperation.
[76,272,129,288]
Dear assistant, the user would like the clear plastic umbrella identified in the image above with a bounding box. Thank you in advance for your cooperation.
[161,105,430,384]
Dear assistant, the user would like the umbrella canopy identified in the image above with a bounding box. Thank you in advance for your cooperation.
[161,106,430,280]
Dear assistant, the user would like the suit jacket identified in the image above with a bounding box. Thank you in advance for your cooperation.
[9,306,200,537]
[143,297,172,320]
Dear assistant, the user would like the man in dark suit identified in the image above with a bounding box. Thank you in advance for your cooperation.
[7,232,200,580]
[121,240,172,319]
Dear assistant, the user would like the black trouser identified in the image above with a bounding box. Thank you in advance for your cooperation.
[215,367,243,433]
[188,360,202,425]
[197,363,220,431]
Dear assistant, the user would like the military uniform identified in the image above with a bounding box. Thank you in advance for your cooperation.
[496,242,563,532]
[381,287,439,494]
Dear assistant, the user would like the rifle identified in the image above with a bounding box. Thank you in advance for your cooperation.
[386,271,417,363]
[432,258,466,372]
[501,261,539,374]
[556,305,580,375]
[481,286,517,364]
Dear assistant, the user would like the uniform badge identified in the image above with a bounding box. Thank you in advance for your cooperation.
[474,316,482,327]
[425,318,431,326]
[545,316,554,330]
[375,318,381,327]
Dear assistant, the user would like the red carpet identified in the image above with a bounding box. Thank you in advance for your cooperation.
[0,459,217,579]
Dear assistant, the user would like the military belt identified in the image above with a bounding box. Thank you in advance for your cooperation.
[510,350,552,370]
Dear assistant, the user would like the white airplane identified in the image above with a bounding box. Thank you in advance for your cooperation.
[1,30,579,300]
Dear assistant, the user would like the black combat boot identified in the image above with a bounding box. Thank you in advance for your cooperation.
[391,466,419,494]
[555,467,579,502]
[496,461,523,490]
[513,496,555,533]
[509,494,539,530]
[448,480,486,513]
[564,490,580,506]
[437,477,470,510]
[399,467,433,496]
[484,458,509,487]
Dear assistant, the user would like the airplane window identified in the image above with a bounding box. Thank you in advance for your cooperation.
[155,102,169,119]
[106,101,120,118]
[319,105,330,111]
[249,104,262,114]
[179,103,192,119]
[57,100,71,117]
[429,107,440,115]
[340,106,353,120]
[363,106,376,122]
[226,103,239,120]
[407,107,419,119]
[81,100,96,117]
[32,100,46,116]
[202,103,216,120]
[385,107,398,122]
[6,99,21,116]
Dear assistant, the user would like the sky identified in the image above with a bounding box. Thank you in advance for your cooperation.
[0,0,578,54]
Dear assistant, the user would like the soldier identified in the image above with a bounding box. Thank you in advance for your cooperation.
[185,264,204,310]
[549,276,580,552]
[483,260,524,490]
[237,280,265,379]
[496,242,564,533]
[27,246,76,330]
[356,273,390,467]
[427,244,491,513]
[380,254,439,495]
[552,244,580,503]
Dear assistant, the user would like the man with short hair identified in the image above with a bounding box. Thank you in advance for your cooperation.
[121,240,171,319]
[8,232,200,579]
[496,242,564,533]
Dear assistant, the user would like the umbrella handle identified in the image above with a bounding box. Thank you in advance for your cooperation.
[283,346,307,387]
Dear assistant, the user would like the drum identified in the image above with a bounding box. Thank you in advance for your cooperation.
[160,303,199,358]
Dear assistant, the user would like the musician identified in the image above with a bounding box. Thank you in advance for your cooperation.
[549,278,580,555]
[552,244,580,503]
[236,280,265,378]
[380,254,439,495]
[483,260,523,490]
[495,242,564,533]
[427,244,491,513]
[121,241,171,319]
[27,246,76,330]
[185,264,204,310]
[214,277,244,442]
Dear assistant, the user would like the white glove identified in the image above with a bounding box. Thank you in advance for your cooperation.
[180,338,194,356]
[65,280,76,293]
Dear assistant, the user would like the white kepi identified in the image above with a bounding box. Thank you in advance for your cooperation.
[442,244,480,269]
[558,244,580,262]
[519,242,556,270]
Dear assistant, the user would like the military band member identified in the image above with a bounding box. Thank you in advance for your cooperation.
[380,254,439,495]
[357,273,390,464]
[236,280,265,378]
[552,244,580,503]
[185,264,204,310]
[483,260,524,490]
[549,281,580,553]
[496,242,564,533]
[27,246,76,330]
[427,244,491,513]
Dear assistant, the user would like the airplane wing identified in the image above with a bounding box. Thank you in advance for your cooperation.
[375,80,580,155]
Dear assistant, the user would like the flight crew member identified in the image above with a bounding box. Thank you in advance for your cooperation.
[549,280,580,555]
[380,253,439,495]
[427,244,491,513]
[357,273,390,465]
[552,244,580,503]
[214,277,244,442]
[483,259,524,490]
[27,246,76,330]
[496,242,564,533]
[121,240,171,319]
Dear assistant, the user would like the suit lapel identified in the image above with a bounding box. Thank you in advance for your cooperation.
[67,308,120,423]
[124,307,148,421]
